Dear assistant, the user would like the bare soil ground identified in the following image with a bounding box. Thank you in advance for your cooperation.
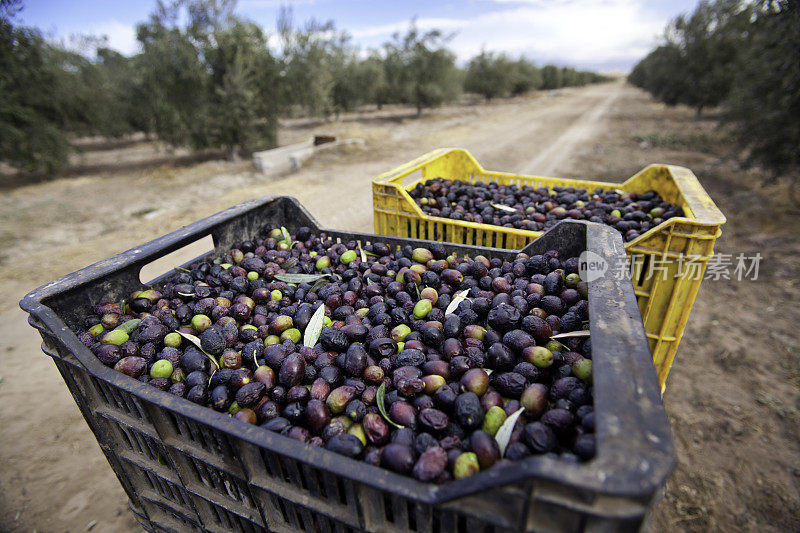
[1,80,798,532]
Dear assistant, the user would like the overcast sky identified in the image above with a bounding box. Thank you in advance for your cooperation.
[18,0,700,72]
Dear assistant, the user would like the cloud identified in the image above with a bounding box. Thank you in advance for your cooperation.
[93,20,139,55]
[350,0,665,71]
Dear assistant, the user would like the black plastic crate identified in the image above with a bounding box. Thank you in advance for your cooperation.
[20,196,674,532]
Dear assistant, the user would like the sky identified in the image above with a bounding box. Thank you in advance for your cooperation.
[17,0,701,72]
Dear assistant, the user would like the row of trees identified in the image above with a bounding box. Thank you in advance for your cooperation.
[0,0,607,174]
[629,0,799,175]
[464,51,607,101]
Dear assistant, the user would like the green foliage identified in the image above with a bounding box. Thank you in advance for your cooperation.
[278,8,349,118]
[509,59,543,95]
[724,0,800,174]
[631,0,799,176]
[0,5,71,172]
[464,51,515,100]
[135,0,280,154]
[540,65,562,90]
[629,0,752,115]
[0,0,608,175]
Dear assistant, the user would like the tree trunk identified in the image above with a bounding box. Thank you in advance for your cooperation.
[695,106,703,120]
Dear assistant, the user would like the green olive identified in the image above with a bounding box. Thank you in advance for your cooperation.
[481,406,507,436]
[340,250,357,265]
[101,329,128,346]
[413,299,432,319]
[281,328,301,344]
[150,359,173,379]
[164,332,182,348]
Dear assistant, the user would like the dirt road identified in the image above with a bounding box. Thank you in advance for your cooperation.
[1,80,798,532]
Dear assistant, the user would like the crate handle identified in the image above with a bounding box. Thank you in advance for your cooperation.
[20,197,321,309]
[138,234,216,284]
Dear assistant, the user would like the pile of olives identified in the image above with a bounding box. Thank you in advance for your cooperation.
[79,227,596,484]
[410,178,683,242]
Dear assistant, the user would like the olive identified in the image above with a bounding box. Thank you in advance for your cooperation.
[412,446,447,482]
[523,346,553,368]
[434,385,457,411]
[362,413,389,445]
[505,442,531,460]
[453,452,480,479]
[388,401,417,429]
[96,344,121,366]
[368,337,397,359]
[494,372,527,398]
[486,343,515,371]
[454,392,484,430]
[235,382,266,408]
[114,356,146,378]
[502,329,535,354]
[345,399,366,422]
[211,385,231,411]
[487,304,521,332]
[279,352,306,387]
[381,444,415,474]
[521,383,548,416]
[343,343,368,377]
[470,430,501,469]
[573,434,596,460]
[326,434,364,458]
[572,358,593,382]
[186,384,208,405]
[200,327,226,355]
[418,408,450,435]
[540,408,575,435]
[235,408,257,425]
[257,400,280,422]
[481,405,507,436]
[523,422,558,453]
[395,349,425,368]
[460,368,489,396]
[327,386,357,414]
[413,299,432,319]
[305,399,331,433]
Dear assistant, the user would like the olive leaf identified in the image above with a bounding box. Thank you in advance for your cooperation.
[274,273,329,283]
[176,331,219,372]
[309,278,329,293]
[177,292,195,297]
[358,242,367,262]
[482,368,494,376]
[366,278,376,286]
[445,289,470,316]
[377,382,404,429]
[495,407,525,457]
[303,304,327,348]
[280,226,292,244]
[551,330,591,340]
[175,267,191,273]
[490,203,518,213]
[614,188,626,195]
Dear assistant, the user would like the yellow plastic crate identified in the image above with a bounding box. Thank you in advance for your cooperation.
[373,148,726,391]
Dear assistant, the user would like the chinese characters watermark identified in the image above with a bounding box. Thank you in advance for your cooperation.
[579,252,762,282]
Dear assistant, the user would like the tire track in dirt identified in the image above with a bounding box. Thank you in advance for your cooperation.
[518,82,622,176]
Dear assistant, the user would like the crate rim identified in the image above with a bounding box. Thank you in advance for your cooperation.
[373,147,727,245]
[20,195,674,507]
